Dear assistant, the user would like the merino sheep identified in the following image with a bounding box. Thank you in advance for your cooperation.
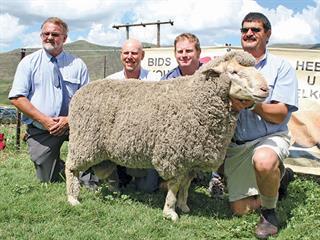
[65,51,269,221]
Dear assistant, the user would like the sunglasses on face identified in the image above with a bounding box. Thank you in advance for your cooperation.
[41,32,64,38]
[240,27,262,33]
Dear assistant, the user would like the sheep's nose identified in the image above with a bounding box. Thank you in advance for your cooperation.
[260,87,268,92]
[260,86,269,97]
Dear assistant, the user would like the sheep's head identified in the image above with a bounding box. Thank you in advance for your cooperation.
[201,51,269,102]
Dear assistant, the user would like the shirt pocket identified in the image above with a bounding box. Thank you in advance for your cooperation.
[63,78,80,98]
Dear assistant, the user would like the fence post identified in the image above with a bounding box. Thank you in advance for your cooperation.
[16,48,26,150]
[103,55,107,78]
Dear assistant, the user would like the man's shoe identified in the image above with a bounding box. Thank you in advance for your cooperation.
[279,167,294,200]
[255,215,278,239]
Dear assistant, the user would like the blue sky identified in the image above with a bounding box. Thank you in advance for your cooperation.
[0,0,319,52]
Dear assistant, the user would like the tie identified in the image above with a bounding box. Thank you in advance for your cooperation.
[50,56,68,115]
[51,56,62,88]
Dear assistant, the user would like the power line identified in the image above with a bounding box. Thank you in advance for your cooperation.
[112,20,174,47]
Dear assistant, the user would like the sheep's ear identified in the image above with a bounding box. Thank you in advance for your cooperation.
[202,65,224,79]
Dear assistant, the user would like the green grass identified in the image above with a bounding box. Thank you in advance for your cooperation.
[0,124,319,239]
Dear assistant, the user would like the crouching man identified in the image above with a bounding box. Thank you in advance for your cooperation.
[224,12,298,239]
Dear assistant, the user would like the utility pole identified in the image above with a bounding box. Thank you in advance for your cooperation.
[112,20,174,47]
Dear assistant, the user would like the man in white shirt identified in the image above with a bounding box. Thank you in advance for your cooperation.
[107,38,159,81]
[106,38,160,192]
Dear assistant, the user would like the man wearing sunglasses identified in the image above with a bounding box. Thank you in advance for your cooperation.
[9,17,90,183]
[223,12,298,239]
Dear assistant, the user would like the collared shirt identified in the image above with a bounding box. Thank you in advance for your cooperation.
[161,62,203,80]
[233,51,299,142]
[161,66,183,80]
[8,49,90,126]
[107,68,160,81]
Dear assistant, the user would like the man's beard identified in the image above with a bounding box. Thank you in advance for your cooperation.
[43,42,56,52]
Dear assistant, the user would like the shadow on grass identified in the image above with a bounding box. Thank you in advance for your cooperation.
[98,180,233,220]
[97,173,319,226]
[278,175,318,229]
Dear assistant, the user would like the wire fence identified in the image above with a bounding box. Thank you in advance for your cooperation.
[0,48,123,81]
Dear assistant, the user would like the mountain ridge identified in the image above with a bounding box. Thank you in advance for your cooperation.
[2,39,319,54]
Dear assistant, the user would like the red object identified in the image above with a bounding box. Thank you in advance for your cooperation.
[0,133,5,150]
[200,56,212,64]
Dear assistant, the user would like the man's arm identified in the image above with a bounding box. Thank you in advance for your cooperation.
[10,96,67,136]
[230,98,288,124]
[253,101,288,124]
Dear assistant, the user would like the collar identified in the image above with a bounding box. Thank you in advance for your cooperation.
[256,50,268,64]
[178,62,202,76]
[43,48,65,63]
[255,50,268,69]
[123,68,146,80]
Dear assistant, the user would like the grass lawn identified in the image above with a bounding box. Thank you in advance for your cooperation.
[0,124,319,240]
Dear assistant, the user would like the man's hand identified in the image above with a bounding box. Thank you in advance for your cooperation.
[230,97,254,112]
[49,116,69,136]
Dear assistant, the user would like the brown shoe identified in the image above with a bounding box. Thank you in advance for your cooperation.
[255,215,278,239]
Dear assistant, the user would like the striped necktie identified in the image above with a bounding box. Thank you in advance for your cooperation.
[50,56,62,88]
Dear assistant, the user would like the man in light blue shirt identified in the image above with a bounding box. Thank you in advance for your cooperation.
[8,17,90,183]
[223,12,298,239]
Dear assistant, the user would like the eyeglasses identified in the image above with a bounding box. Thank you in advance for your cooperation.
[41,32,64,38]
[240,27,262,33]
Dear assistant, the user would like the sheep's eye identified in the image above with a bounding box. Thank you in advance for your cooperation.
[232,70,238,74]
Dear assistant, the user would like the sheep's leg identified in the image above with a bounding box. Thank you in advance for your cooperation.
[65,163,81,206]
[163,179,180,221]
[176,173,195,213]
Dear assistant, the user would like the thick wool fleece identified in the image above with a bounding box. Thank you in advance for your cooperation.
[67,72,237,180]
[66,51,263,181]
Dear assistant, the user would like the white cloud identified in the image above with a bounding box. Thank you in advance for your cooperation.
[0,13,26,48]
[86,23,126,47]
[0,0,319,52]
[266,4,320,44]
[20,31,42,49]
[272,17,314,43]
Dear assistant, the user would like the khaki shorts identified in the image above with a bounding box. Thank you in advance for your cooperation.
[224,131,290,202]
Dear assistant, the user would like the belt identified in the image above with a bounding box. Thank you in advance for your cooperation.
[27,123,47,131]
[231,138,247,145]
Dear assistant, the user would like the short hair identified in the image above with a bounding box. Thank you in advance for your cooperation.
[241,12,271,32]
[41,17,69,35]
[174,33,201,52]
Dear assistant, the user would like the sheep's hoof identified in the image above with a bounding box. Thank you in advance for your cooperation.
[177,203,190,213]
[163,209,179,222]
[68,196,80,206]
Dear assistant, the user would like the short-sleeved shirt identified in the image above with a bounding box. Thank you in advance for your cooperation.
[161,63,203,80]
[8,49,90,126]
[107,68,160,81]
[233,51,299,142]
[161,66,183,80]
